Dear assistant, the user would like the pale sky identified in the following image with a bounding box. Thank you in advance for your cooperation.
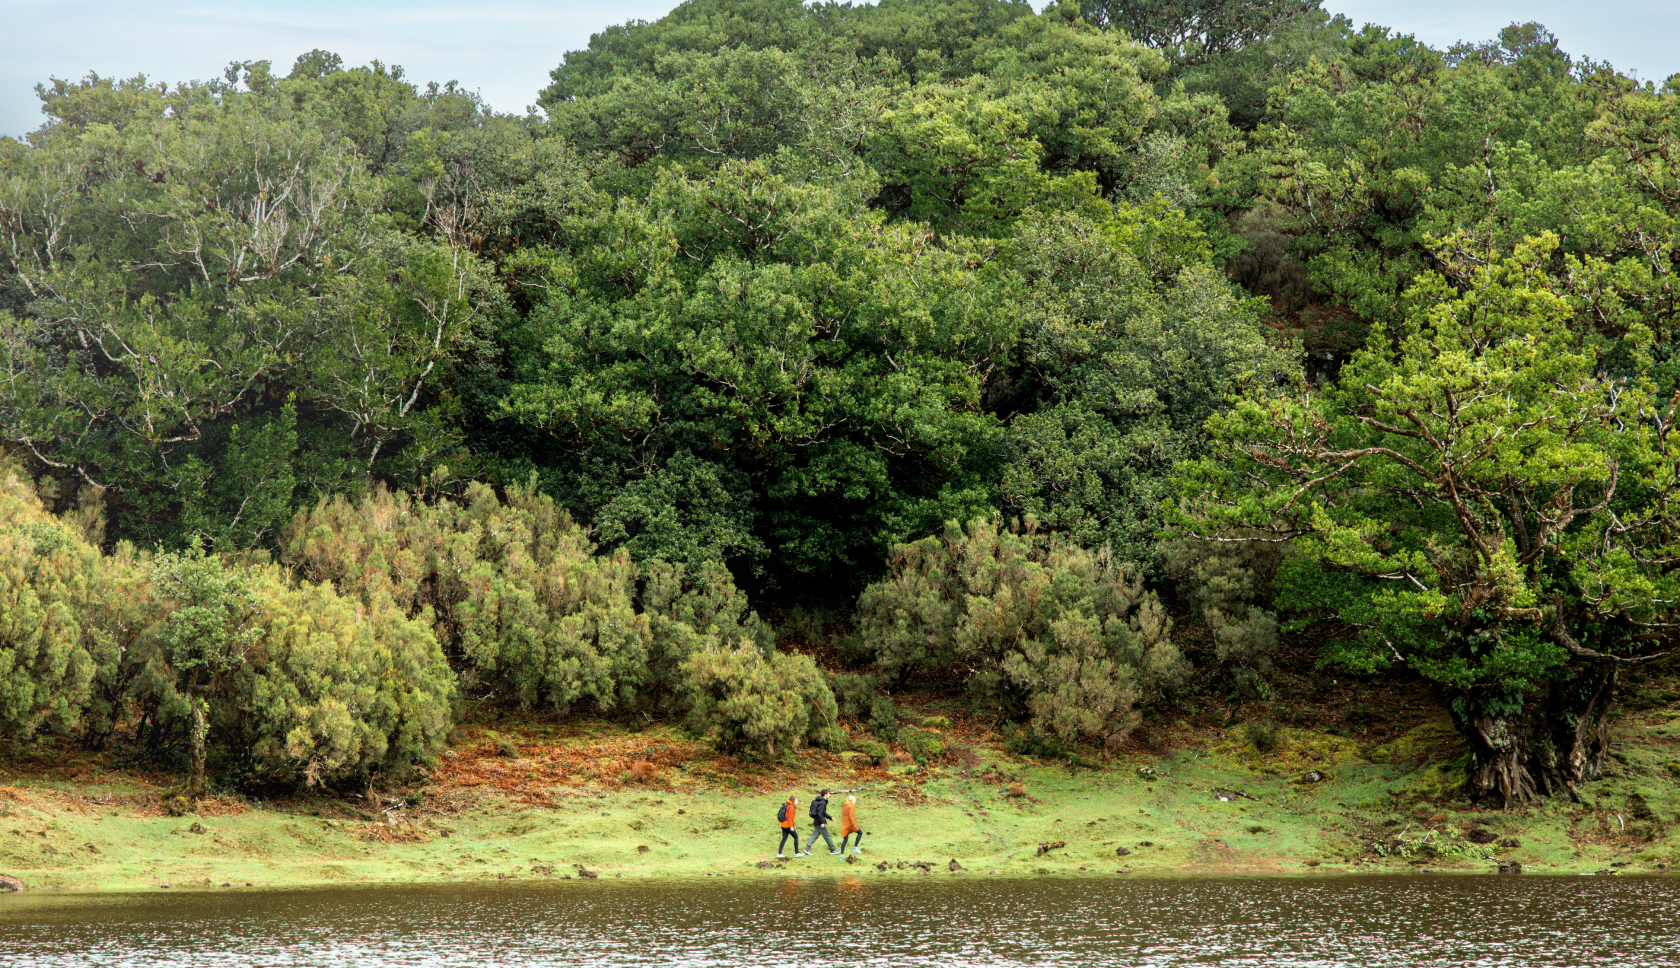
[1,1,1676,138]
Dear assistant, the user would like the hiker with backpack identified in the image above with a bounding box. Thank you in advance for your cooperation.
[777,795,801,858]
[804,788,840,856]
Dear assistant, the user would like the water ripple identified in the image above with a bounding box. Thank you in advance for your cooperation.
[1,874,1675,967]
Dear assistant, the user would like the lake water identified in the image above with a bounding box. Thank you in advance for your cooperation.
[2,874,1676,967]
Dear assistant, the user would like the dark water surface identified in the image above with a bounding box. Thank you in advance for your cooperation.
[2,874,1676,967]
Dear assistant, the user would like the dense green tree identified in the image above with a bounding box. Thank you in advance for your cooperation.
[994,207,1299,568]
[0,59,508,548]
[498,157,1013,582]
[1080,0,1321,67]
[1214,23,1642,351]
[149,545,268,798]
[1175,240,1680,804]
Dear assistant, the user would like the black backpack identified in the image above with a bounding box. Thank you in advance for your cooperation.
[776,802,788,823]
[809,797,824,820]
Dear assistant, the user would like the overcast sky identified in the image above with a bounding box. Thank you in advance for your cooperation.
[2,1,1676,138]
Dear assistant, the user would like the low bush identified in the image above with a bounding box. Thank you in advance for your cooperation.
[829,672,879,721]
[283,482,768,715]
[869,695,899,743]
[680,642,837,758]
[858,518,1189,749]
[901,727,947,765]
[851,739,889,765]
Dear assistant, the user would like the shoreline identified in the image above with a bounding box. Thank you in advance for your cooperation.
[6,710,1679,894]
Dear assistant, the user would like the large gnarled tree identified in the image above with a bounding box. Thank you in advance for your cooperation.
[1175,236,1680,805]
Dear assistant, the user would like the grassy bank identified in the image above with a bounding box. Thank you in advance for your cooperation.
[7,695,1680,893]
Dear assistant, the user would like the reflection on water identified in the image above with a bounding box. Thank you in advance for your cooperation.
[2,874,1677,967]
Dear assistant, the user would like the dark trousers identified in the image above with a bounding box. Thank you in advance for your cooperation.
[778,828,800,854]
[842,830,863,852]
[805,823,835,853]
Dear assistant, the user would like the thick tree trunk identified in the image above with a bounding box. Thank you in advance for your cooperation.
[1546,665,1617,794]
[1460,665,1618,807]
[1464,712,1539,806]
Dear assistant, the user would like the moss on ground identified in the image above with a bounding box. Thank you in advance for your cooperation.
[5,702,1680,891]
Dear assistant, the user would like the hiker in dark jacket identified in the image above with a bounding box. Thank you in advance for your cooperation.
[804,789,839,855]
[778,795,801,858]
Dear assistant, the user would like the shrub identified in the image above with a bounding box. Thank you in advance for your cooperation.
[243,584,454,787]
[680,642,837,758]
[639,558,771,702]
[811,725,851,752]
[0,468,109,740]
[0,465,453,790]
[869,695,899,743]
[858,518,1188,749]
[284,482,769,714]
[851,739,889,765]
[829,672,879,721]
[1164,535,1283,698]
[901,727,946,765]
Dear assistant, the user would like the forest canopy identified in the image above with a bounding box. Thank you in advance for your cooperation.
[1,0,1677,805]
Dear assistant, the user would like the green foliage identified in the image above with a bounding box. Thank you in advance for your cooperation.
[282,480,767,713]
[243,584,453,787]
[593,453,768,573]
[901,727,947,765]
[997,210,1300,568]
[851,738,889,765]
[1081,0,1324,68]
[858,518,1188,747]
[679,641,837,758]
[1165,535,1282,696]
[869,695,901,743]
[10,0,1680,809]
[499,155,1014,581]
[0,466,108,739]
[284,480,645,712]
[1175,240,1680,801]
[829,672,880,721]
[0,58,506,548]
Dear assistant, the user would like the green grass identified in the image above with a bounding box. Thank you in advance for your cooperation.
[5,707,1680,891]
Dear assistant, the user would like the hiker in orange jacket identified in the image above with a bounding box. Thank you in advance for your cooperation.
[840,794,864,854]
[777,795,801,858]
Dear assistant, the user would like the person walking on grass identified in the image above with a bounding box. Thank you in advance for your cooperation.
[805,789,840,856]
[777,794,801,858]
[840,794,864,854]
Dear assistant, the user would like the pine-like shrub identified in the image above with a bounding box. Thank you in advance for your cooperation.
[244,584,454,787]
[679,641,837,758]
[283,480,650,712]
[858,518,1188,749]
[284,481,770,713]
[0,466,107,739]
